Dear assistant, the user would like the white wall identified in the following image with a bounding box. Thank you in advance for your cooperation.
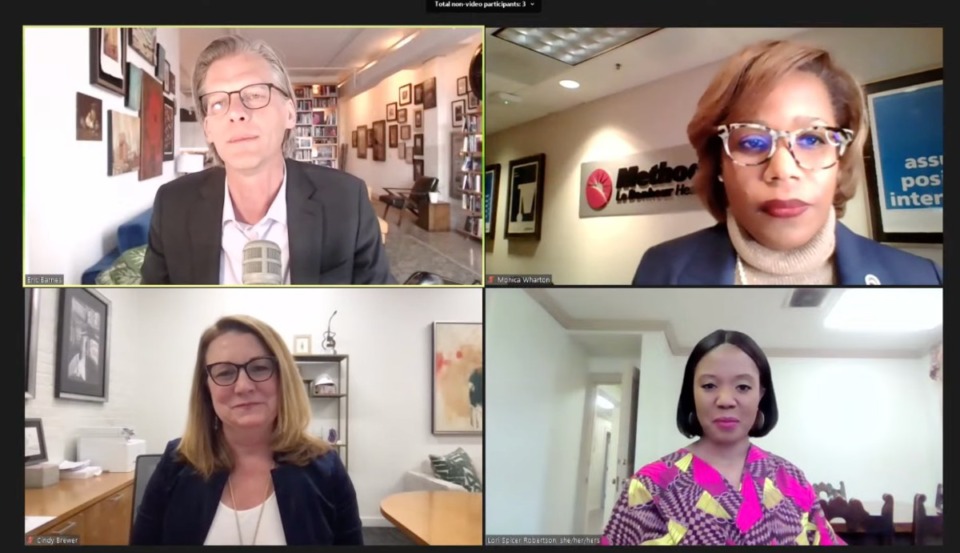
[485,290,588,535]
[25,288,140,463]
[486,27,944,284]
[341,38,481,202]
[24,287,482,527]
[632,331,943,506]
[24,28,181,283]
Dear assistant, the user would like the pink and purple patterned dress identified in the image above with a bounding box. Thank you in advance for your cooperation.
[602,445,844,545]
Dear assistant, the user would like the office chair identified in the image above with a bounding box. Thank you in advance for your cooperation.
[129,454,162,540]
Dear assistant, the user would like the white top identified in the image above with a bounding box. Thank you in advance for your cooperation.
[203,492,287,545]
[220,171,291,285]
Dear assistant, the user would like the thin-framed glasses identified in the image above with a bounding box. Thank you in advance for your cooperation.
[206,356,279,386]
[199,83,286,117]
[716,123,855,170]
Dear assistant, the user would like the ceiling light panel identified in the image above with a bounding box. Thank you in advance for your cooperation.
[492,27,660,65]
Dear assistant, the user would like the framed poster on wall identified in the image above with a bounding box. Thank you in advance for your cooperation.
[504,154,546,240]
[485,164,500,239]
[863,68,943,244]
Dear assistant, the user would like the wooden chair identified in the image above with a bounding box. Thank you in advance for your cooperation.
[814,481,847,500]
[820,495,894,545]
[913,492,943,545]
[378,177,438,226]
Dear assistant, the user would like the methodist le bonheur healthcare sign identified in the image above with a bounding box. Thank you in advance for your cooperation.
[579,144,702,218]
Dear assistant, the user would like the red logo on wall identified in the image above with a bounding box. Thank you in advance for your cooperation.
[586,169,614,210]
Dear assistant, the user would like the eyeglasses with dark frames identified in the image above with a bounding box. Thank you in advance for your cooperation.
[199,83,288,117]
[205,356,279,386]
[716,123,855,171]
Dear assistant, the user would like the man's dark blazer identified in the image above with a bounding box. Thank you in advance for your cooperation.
[632,222,943,286]
[130,438,362,545]
[140,159,396,284]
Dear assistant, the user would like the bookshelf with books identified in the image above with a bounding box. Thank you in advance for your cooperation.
[293,84,339,169]
[453,110,483,241]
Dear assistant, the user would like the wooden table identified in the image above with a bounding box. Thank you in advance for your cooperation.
[380,491,482,545]
[416,200,451,232]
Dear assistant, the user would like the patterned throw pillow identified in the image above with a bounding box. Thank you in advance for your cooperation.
[95,245,147,285]
[429,448,482,492]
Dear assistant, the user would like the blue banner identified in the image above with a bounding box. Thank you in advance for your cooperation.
[871,83,943,211]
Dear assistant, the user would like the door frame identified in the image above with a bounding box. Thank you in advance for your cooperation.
[573,373,622,534]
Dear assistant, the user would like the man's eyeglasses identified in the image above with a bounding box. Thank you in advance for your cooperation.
[199,83,287,117]
[206,356,278,386]
[716,123,855,170]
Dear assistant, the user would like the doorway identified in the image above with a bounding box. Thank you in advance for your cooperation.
[576,366,641,536]
[582,382,621,534]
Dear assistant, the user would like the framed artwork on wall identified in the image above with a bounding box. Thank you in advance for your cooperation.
[386,102,397,122]
[107,110,141,177]
[862,68,943,244]
[485,164,501,239]
[25,419,48,465]
[505,153,546,240]
[25,289,40,399]
[357,125,367,159]
[89,28,126,96]
[127,28,157,65]
[399,83,412,106]
[431,322,483,435]
[372,120,386,161]
[389,124,398,148]
[55,289,111,402]
[139,72,164,180]
[163,96,175,161]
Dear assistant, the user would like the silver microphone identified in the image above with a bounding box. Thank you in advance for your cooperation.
[242,240,283,285]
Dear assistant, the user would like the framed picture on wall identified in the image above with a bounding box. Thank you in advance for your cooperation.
[25,419,48,465]
[55,289,111,402]
[388,124,398,148]
[505,153,546,240]
[431,322,483,435]
[89,28,126,96]
[357,125,367,159]
[351,130,358,147]
[862,68,943,244]
[163,96,175,161]
[399,83,412,106]
[127,28,157,65]
[485,164,501,239]
[372,120,386,161]
[25,289,40,399]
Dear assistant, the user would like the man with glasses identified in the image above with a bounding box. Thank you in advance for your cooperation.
[631,39,942,286]
[140,36,395,284]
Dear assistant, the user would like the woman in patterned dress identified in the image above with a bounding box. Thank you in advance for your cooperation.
[602,329,844,545]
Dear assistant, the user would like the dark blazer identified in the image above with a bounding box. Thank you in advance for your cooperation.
[632,222,943,286]
[140,159,396,284]
[130,439,363,545]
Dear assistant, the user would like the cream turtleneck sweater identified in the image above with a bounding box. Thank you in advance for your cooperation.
[727,208,837,285]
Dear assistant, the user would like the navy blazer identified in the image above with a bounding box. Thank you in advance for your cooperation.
[130,439,363,545]
[140,158,396,285]
[632,222,943,286]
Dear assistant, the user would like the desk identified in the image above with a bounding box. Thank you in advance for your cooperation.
[380,491,482,545]
[25,473,134,545]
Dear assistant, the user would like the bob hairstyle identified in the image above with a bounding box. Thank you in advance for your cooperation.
[676,329,778,439]
[192,36,297,166]
[177,315,331,478]
[687,40,869,221]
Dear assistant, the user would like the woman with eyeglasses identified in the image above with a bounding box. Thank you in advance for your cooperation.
[131,315,362,545]
[632,40,942,286]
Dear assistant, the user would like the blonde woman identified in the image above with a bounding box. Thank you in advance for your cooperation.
[632,40,942,286]
[131,315,361,545]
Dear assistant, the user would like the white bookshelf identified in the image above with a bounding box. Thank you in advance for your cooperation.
[293,84,339,169]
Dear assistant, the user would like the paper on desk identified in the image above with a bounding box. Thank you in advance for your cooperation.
[58,460,90,471]
[60,466,102,479]
[25,516,55,534]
